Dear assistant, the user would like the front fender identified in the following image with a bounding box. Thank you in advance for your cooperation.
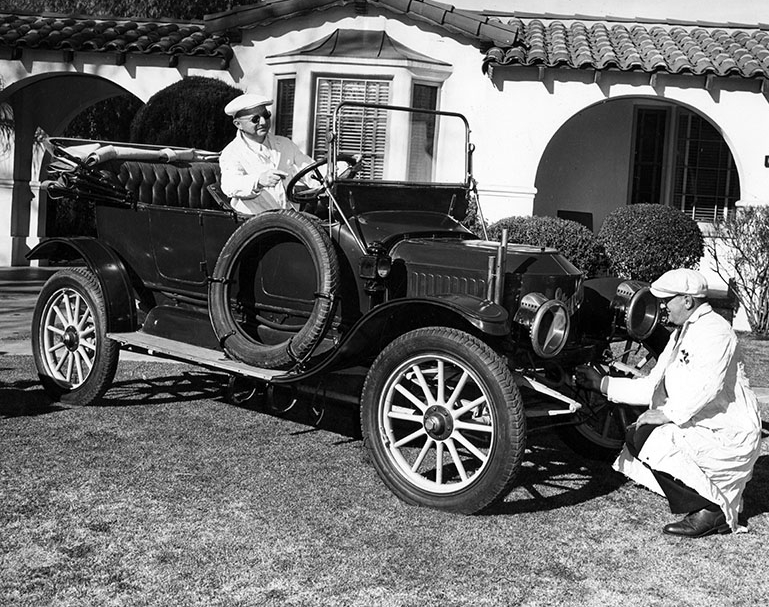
[277,295,508,383]
[26,237,136,332]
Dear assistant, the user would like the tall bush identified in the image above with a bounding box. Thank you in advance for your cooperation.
[707,205,769,336]
[488,215,606,277]
[598,203,703,282]
[129,76,242,151]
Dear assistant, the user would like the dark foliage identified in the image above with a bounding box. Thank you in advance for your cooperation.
[63,93,142,142]
[598,203,704,282]
[488,215,606,278]
[129,76,242,151]
[0,1,248,20]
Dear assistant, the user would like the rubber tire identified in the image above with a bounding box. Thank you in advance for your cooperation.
[557,336,662,461]
[31,267,120,405]
[209,209,339,369]
[360,327,526,514]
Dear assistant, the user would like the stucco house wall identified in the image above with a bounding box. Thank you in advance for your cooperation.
[0,0,766,333]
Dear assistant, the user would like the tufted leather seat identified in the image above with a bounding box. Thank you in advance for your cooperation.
[109,160,223,210]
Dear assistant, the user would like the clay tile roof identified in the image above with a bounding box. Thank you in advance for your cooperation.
[0,12,233,67]
[483,16,769,79]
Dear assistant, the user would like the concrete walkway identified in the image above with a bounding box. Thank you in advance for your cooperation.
[1,265,768,405]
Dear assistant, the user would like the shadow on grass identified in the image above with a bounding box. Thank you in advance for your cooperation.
[484,431,626,516]
[742,454,769,521]
[0,377,68,418]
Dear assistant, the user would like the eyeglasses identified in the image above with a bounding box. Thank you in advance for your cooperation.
[248,110,271,123]
[660,294,684,306]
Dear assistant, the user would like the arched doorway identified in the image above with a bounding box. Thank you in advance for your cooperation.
[0,74,140,264]
[533,97,740,233]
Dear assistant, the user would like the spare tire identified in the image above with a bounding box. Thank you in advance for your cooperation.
[209,209,340,369]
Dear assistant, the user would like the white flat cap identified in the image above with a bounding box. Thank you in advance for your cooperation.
[650,268,708,299]
[224,93,273,117]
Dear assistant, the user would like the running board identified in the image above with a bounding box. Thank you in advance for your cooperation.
[107,331,285,381]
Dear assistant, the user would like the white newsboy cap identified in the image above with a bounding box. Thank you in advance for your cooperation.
[650,268,708,299]
[224,93,273,117]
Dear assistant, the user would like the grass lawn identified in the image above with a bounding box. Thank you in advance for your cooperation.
[1,345,769,607]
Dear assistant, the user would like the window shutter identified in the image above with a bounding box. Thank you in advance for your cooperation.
[313,78,390,179]
[673,112,739,222]
[275,79,296,139]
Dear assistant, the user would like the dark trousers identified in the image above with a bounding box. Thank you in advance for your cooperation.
[625,423,718,514]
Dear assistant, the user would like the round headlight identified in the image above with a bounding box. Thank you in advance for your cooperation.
[611,281,659,340]
[514,292,570,358]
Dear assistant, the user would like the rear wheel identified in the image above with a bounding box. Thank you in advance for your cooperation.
[361,327,525,514]
[31,268,119,405]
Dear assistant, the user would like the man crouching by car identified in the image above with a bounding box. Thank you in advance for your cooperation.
[577,268,762,537]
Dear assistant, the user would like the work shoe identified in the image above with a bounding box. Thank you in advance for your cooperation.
[663,508,730,538]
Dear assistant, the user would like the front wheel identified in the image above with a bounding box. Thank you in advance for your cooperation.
[360,327,525,514]
[31,268,119,405]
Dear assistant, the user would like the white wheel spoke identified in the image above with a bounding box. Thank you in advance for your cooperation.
[81,339,96,352]
[77,346,93,371]
[454,419,493,433]
[47,341,65,354]
[436,360,445,404]
[80,325,95,339]
[445,438,468,482]
[452,431,489,464]
[453,394,487,419]
[387,409,423,424]
[411,437,434,472]
[62,292,74,325]
[445,370,469,409]
[71,293,82,326]
[73,351,84,384]
[393,427,426,449]
[64,353,74,382]
[46,325,65,336]
[410,365,436,407]
[394,383,428,413]
[435,442,444,484]
[55,350,69,373]
[78,308,92,331]
[53,304,68,328]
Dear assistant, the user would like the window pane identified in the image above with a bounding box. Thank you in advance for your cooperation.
[673,111,739,222]
[409,84,438,181]
[275,79,295,139]
[631,108,667,205]
[313,77,390,179]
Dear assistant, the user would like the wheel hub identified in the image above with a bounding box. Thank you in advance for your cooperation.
[62,326,79,352]
[423,405,454,440]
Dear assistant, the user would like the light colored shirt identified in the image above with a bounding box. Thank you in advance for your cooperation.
[606,303,762,531]
[219,132,314,215]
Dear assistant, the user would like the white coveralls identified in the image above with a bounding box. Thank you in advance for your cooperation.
[219,132,314,215]
[607,303,762,531]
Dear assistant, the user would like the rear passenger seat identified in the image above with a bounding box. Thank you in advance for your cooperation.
[102,160,223,210]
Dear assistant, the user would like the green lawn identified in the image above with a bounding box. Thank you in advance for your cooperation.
[1,354,768,607]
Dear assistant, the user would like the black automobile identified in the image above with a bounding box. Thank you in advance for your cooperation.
[29,102,667,514]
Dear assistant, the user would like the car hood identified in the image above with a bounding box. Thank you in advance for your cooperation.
[390,237,584,313]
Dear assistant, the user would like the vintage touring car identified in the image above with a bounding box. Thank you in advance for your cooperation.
[29,102,668,514]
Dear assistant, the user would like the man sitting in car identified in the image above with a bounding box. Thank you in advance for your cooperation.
[219,92,316,215]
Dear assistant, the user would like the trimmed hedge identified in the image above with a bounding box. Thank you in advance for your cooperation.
[488,215,606,277]
[598,203,703,282]
[129,76,242,151]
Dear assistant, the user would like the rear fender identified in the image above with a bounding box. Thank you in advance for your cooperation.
[26,237,137,332]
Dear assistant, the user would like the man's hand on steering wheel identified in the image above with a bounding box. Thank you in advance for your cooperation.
[285,154,362,210]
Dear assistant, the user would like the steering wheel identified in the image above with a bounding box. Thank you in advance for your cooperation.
[286,154,362,211]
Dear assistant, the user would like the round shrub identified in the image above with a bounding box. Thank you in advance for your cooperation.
[598,203,703,282]
[129,76,242,151]
[488,215,606,277]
